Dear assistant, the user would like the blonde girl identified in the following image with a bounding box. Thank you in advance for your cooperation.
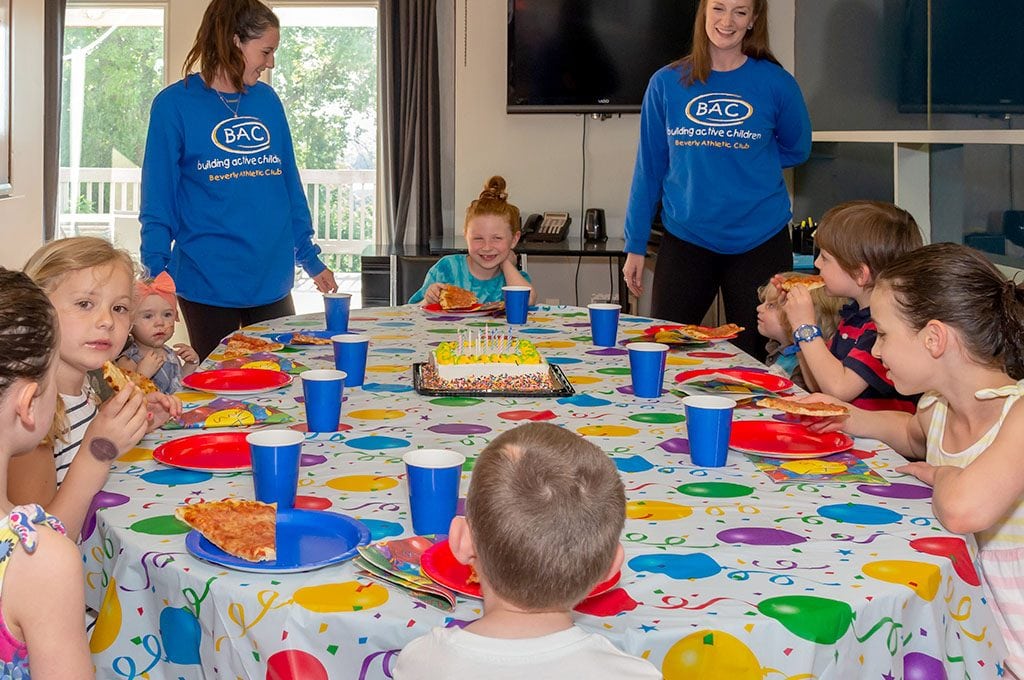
[808,243,1024,674]
[756,272,845,390]
[409,176,536,306]
[20,237,181,539]
[0,269,92,678]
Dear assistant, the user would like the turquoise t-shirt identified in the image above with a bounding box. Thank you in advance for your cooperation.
[407,254,531,304]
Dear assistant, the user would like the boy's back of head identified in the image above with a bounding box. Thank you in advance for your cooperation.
[466,423,625,611]
[814,200,923,283]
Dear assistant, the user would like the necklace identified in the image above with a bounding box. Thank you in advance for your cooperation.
[214,89,241,118]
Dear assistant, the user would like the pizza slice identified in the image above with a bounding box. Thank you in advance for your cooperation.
[675,323,745,341]
[222,333,285,359]
[438,285,479,310]
[289,332,332,346]
[756,397,849,417]
[175,499,277,562]
[780,274,826,292]
[102,361,159,394]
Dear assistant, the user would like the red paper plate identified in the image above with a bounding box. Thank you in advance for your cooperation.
[674,367,794,393]
[153,432,251,472]
[729,420,854,458]
[420,539,620,600]
[182,369,292,395]
[421,302,503,316]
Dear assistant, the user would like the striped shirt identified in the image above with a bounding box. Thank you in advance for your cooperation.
[56,386,98,486]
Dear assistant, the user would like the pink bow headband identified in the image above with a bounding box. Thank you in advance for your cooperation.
[135,271,178,320]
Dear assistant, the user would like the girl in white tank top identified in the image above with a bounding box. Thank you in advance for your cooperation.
[804,243,1024,678]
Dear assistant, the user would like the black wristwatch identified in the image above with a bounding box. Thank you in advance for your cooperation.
[793,324,823,345]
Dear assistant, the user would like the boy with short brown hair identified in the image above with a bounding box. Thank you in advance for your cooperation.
[393,423,660,679]
[781,200,923,411]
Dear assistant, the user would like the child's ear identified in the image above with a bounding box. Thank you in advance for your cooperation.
[448,516,476,566]
[854,264,873,288]
[12,381,42,430]
[602,544,625,583]
[922,319,948,357]
[510,229,522,249]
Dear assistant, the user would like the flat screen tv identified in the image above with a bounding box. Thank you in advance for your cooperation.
[507,0,700,114]
[899,0,1024,114]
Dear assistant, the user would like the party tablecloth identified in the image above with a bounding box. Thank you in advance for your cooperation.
[82,305,1007,679]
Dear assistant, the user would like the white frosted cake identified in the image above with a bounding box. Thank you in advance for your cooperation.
[428,330,549,386]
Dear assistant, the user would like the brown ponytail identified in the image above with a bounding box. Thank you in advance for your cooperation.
[464,176,522,236]
[182,0,279,92]
[877,243,1024,379]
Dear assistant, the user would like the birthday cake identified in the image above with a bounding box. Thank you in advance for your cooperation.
[422,329,553,391]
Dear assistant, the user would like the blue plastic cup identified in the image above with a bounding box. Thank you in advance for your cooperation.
[247,429,304,510]
[588,303,621,347]
[683,395,736,467]
[300,369,346,432]
[502,286,531,325]
[324,293,352,333]
[331,334,369,388]
[627,341,669,398]
[402,449,465,536]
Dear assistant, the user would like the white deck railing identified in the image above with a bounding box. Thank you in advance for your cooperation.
[57,167,376,257]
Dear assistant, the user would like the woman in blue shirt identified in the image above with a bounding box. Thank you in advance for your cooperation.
[622,0,811,360]
[140,0,336,359]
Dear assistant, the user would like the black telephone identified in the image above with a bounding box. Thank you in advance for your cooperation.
[522,212,571,243]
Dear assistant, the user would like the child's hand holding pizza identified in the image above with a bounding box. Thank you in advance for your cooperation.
[90,384,150,456]
[423,283,445,305]
[781,284,817,329]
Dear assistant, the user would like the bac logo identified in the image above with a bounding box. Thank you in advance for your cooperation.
[685,93,753,127]
[211,116,272,154]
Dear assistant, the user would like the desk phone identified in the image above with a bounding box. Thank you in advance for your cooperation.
[522,212,571,243]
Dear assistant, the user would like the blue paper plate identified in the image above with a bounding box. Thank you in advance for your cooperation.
[185,509,370,573]
[263,329,337,345]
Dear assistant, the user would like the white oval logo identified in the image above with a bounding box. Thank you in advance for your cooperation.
[211,116,272,154]
[685,93,753,127]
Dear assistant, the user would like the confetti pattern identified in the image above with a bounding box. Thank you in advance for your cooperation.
[81,305,1007,679]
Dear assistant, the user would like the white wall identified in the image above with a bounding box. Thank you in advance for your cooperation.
[453,0,796,306]
[0,0,45,268]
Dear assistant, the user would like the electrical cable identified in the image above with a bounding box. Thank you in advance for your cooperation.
[575,114,588,306]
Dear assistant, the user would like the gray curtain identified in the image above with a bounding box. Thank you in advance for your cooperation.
[43,0,66,241]
[380,0,443,246]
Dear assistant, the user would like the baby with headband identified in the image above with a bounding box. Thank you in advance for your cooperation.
[117,272,200,393]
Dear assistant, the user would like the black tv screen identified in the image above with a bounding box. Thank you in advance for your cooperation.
[899,0,1024,114]
[507,0,699,114]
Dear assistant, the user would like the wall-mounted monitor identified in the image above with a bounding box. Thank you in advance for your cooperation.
[507,0,699,114]
[899,0,1024,114]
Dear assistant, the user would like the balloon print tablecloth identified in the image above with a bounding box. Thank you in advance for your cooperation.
[81,305,1007,679]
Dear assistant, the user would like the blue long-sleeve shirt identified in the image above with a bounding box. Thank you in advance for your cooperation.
[624,58,811,255]
[140,73,326,308]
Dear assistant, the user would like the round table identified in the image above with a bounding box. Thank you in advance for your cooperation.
[82,305,1006,679]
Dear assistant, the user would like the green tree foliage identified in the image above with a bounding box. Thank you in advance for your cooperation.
[60,26,164,168]
[273,25,377,170]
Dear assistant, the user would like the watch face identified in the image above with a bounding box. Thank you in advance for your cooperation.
[797,326,819,341]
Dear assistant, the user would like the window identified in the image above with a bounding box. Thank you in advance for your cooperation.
[59,6,164,249]
[272,5,379,312]
[0,0,11,197]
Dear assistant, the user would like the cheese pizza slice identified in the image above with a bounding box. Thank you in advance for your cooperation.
[289,332,332,346]
[438,285,478,310]
[175,499,277,562]
[675,323,745,341]
[780,274,826,292]
[221,333,285,359]
[756,397,849,417]
[102,361,159,394]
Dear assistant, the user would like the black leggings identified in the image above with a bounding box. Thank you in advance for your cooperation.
[178,295,296,361]
[651,227,792,361]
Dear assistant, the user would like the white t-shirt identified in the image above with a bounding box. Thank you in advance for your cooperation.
[56,385,97,485]
[393,625,662,680]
